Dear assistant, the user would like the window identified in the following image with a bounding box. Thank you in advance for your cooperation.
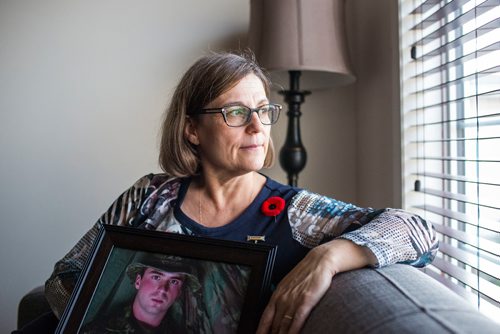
[399,0,499,321]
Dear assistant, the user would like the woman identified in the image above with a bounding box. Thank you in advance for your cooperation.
[45,52,438,333]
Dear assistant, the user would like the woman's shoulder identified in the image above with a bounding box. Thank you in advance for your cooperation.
[129,173,183,189]
[263,176,348,208]
[101,173,186,228]
[118,173,184,208]
[289,189,356,208]
[262,176,351,208]
[262,175,301,196]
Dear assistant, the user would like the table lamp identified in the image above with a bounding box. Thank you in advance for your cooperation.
[249,0,355,186]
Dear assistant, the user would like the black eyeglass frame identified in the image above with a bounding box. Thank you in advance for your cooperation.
[192,103,282,127]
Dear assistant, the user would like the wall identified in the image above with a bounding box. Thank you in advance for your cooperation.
[0,0,399,331]
[348,0,402,208]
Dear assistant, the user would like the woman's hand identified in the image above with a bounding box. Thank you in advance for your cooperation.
[256,239,377,334]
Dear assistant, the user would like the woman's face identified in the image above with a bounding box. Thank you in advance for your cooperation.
[186,74,271,177]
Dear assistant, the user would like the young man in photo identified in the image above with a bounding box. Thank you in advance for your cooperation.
[82,255,201,333]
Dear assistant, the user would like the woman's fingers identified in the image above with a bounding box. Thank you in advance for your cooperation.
[256,302,275,334]
[277,313,294,334]
[267,277,329,333]
[275,288,326,334]
[286,303,316,334]
[257,245,337,333]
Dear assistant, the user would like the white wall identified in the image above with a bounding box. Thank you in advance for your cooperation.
[0,0,398,331]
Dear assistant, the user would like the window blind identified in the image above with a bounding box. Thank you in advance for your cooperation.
[399,0,500,321]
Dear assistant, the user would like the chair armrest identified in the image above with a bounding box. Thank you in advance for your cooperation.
[17,286,52,329]
[302,264,499,333]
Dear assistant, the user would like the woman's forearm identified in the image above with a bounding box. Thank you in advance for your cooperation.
[287,191,439,268]
[319,238,378,275]
[339,209,439,268]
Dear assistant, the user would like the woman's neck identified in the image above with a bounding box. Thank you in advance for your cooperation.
[186,172,266,227]
[197,172,263,207]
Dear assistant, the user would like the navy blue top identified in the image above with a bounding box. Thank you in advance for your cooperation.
[174,176,310,284]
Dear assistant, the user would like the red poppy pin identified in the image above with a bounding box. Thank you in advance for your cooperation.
[261,196,285,217]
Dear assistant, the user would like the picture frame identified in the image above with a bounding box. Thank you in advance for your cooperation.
[56,224,277,334]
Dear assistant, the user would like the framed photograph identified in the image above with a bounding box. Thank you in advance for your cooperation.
[56,224,277,334]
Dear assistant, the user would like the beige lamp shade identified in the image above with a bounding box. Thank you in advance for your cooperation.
[249,0,355,90]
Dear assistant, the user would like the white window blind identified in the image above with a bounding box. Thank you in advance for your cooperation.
[399,0,500,321]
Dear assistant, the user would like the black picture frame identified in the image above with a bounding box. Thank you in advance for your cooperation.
[56,224,277,334]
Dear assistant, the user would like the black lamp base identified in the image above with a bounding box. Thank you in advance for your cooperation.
[279,70,310,187]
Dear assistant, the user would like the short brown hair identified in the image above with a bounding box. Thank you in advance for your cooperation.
[159,52,275,177]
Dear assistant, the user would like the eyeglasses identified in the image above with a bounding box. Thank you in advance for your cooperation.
[195,103,282,127]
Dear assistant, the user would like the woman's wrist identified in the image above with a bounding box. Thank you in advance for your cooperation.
[318,238,378,276]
